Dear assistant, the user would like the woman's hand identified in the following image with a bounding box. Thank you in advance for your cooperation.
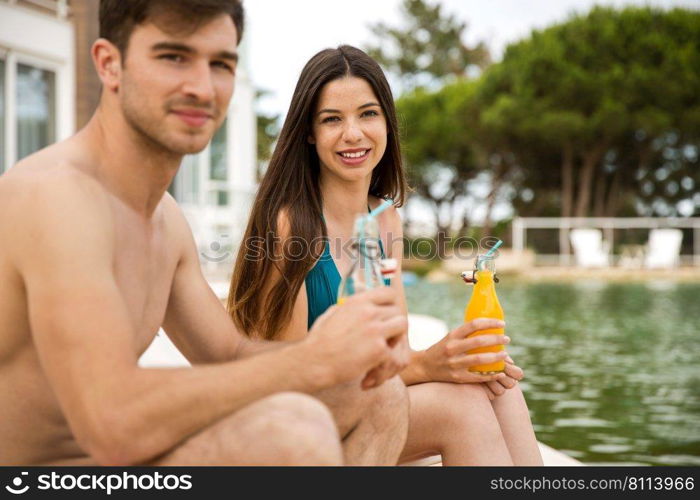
[482,355,525,399]
[417,318,510,385]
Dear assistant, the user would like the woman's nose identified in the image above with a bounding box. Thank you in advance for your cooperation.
[342,120,363,143]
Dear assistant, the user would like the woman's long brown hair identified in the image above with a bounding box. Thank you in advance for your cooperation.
[227,45,407,340]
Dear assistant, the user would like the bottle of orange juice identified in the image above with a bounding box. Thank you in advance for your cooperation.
[462,253,505,374]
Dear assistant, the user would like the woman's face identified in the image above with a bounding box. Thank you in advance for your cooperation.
[309,76,388,184]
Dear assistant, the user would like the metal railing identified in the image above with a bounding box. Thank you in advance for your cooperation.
[2,0,69,19]
[512,217,700,266]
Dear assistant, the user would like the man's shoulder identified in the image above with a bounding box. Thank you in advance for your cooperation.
[0,150,114,261]
[159,191,191,234]
[1,146,109,213]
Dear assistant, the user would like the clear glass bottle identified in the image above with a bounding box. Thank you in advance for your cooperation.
[337,214,385,304]
[462,254,505,374]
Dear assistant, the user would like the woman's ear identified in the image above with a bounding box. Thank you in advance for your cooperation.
[92,38,122,92]
[307,135,316,145]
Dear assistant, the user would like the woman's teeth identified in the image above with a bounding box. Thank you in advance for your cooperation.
[340,150,368,158]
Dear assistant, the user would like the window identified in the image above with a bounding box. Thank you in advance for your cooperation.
[16,63,56,160]
[209,118,229,206]
[210,118,227,181]
[167,119,232,208]
[177,154,201,205]
[0,49,62,172]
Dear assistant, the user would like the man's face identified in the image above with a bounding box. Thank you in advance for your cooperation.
[118,14,238,155]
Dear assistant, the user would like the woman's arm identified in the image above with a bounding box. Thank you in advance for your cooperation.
[249,209,310,343]
[380,205,515,387]
[376,203,430,385]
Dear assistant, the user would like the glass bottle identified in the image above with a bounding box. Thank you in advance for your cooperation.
[462,254,505,374]
[337,214,385,304]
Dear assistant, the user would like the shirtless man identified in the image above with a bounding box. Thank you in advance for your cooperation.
[0,0,409,466]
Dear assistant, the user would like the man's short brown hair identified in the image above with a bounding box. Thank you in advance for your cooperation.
[100,0,244,55]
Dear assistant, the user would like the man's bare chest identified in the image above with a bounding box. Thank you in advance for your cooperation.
[111,216,178,350]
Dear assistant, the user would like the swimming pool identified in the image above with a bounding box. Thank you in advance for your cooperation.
[404,278,700,466]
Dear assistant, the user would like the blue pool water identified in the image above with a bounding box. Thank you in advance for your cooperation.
[405,279,700,465]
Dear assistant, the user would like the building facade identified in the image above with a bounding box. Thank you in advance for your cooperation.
[0,0,75,173]
[0,0,257,277]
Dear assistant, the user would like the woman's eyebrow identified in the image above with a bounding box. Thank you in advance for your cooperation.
[317,102,380,116]
[358,102,380,109]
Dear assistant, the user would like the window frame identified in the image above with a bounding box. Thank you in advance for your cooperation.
[0,47,62,172]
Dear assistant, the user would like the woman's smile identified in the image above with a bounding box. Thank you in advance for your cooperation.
[337,148,372,166]
[311,76,388,180]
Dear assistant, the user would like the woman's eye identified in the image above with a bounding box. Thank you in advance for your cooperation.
[321,116,340,123]
[362,109,380,117]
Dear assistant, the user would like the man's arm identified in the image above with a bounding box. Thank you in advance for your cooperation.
[160,194,246,363]
[160,198,304,362]
[15,180,406,465]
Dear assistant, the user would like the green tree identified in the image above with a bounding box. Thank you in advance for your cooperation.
[366,0,489,91]
[398,81,483,244]
[255,89,280,181]
[478,6,700,218]
[368,0,492,241]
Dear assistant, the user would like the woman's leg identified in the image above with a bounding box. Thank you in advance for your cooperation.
[491,383,543,465]
[399,382,513,466]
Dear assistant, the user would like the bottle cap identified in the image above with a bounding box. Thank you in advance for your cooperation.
[380,258,397,279]
[461,271,477,284]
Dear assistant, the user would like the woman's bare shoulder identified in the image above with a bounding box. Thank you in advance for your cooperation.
[369,196,402,231]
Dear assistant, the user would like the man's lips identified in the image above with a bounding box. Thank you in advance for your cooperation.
[171,109,213,127]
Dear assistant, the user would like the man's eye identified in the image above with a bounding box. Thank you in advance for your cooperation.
[160,54,184,63]
[212,61,235,73]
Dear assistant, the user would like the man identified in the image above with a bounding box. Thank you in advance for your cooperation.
[0,0,409,466]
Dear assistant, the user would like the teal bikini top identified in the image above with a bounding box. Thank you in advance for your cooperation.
[305,209,389,329]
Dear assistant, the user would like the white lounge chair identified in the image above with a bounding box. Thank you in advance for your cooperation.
[644,229,683,269]
[570,229,610,268]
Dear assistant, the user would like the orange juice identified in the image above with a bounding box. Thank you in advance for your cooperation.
[464,257,505,374]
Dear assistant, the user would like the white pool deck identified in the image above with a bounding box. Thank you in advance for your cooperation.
[140,309,583,467]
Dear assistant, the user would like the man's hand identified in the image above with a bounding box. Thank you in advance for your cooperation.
[304,287,408,389]
[361,327,411,390]
[419,318,510,385]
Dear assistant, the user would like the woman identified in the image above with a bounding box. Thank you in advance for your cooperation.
[228,45,542,466]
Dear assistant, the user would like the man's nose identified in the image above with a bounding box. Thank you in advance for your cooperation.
[181,62,215,103]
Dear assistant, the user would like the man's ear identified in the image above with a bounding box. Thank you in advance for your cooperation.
[92,38,122,92]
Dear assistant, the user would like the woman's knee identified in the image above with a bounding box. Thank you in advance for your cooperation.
[427,383,493,424]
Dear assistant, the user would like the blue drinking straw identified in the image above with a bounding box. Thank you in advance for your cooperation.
[367,198,394,219]
[484,239,503,258]
[360,219,370,288]
[362,199,393,288]
[476,239,502,272]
